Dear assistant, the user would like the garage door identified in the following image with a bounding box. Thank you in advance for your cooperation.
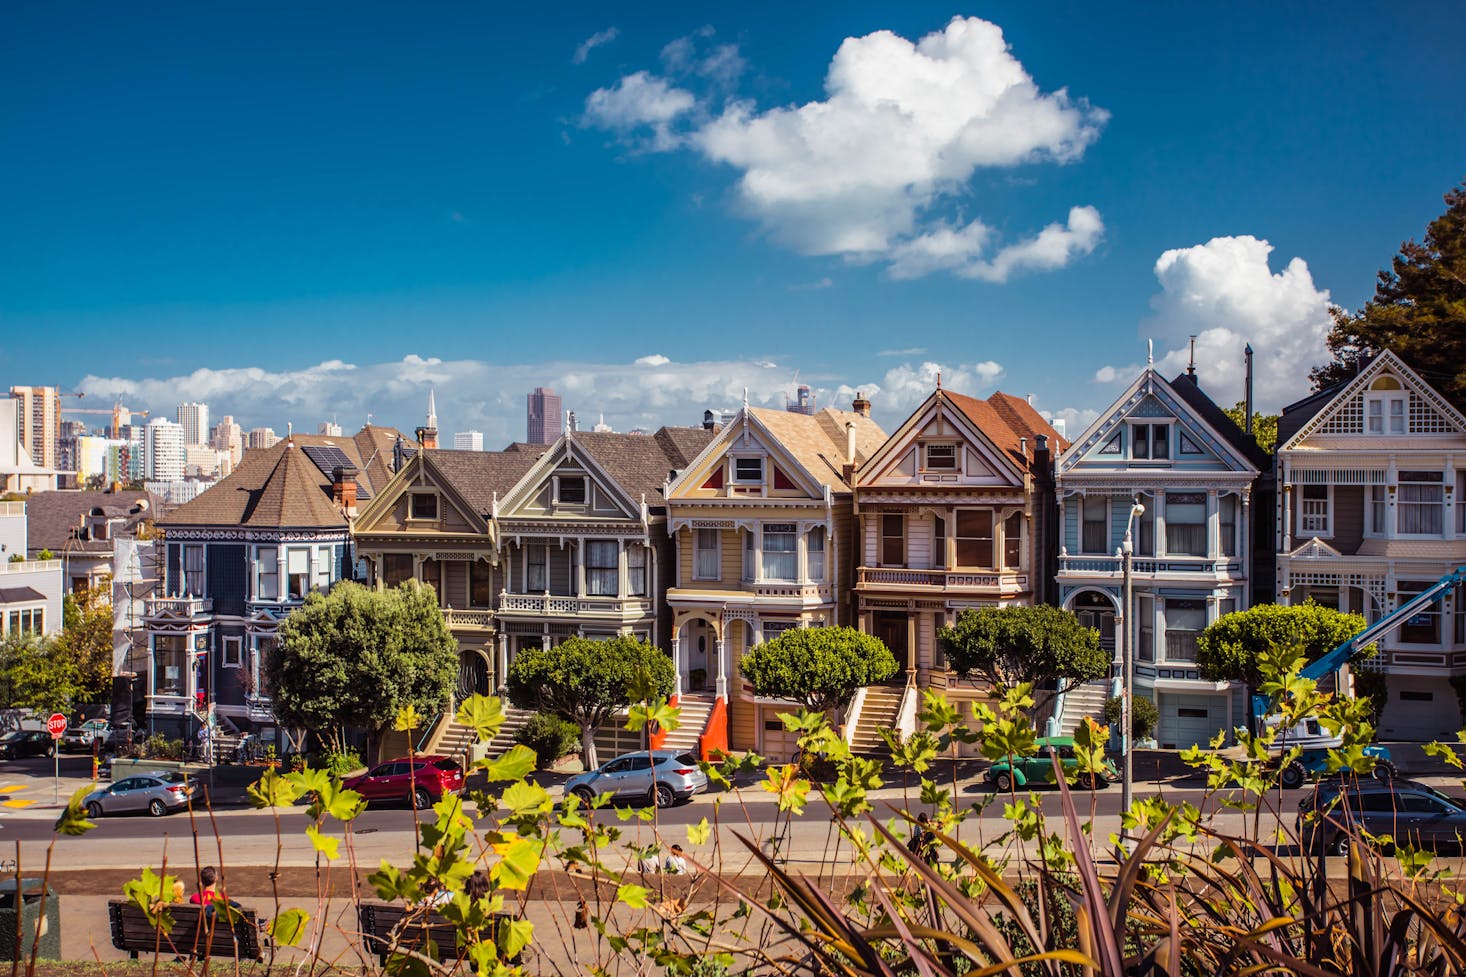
[1379,680,1458,741]
[760,709,802,762]
[1158,694,1225,751]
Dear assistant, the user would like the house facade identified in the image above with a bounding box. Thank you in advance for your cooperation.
[851,388,1063,704]
[23,489,154,593]
[144,427,406,748]
[1055,368,1267,749]
[663,402,886,756]
[0,501,63,640]
[1275,350,1466,741]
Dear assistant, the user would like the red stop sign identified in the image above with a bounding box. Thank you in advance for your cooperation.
[47,713,67,738]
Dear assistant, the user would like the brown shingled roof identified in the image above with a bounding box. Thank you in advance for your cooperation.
[424,448,547,514]
[944,391,1066,470]
[748,407,887,490]
[22,489,153,554]
[571,427,716,505]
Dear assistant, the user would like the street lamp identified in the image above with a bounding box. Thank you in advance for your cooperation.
[1120,497,1145,820]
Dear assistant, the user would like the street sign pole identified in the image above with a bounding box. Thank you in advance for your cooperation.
[47,712,67,804]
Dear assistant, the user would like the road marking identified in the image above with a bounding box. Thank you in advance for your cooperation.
[0,799,34,809]
[0,785,26,793]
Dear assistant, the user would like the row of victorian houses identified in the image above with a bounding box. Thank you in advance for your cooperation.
[133,349,1466,759]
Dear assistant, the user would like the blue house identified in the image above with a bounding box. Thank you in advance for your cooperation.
[1054,366,1269,749]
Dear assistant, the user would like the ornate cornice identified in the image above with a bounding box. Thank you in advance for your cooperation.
[163,528,349,543]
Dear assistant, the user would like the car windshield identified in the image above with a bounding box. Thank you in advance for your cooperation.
[432,759,460,773]
[150,771,188,785]
[0,733,21,743]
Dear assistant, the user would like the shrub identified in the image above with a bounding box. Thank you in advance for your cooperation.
[138,733,183,760]
[1104,694,1159,739]
[515,712,580,769]
[319,748,363,777]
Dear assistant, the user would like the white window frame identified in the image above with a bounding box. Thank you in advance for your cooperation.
[806,529,825,582]
[1397,472,1445,537]
[626,544,647,597]
[693,529,721,580]
[313,545,334,592]
[254,545,279,601]
[555,474,587,505]
[733,457,763,484]
[525,544,548,592]
[584,540,619,597]
[2,605,45,637]
[1299,484,1332,537]
[182,543,205,597]
[1366,393,1408,435]
[1080,496,1109,555]
[760,620,799,644]
[923,442,958,471]
[761,523,798,582]
[1130,422,1171,460]
[286,547,311,599]
[222,635,243,669]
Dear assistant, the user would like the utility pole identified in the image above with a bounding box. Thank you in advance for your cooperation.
[1120,497,1145,824]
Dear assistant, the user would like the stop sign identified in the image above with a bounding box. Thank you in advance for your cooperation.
[46,713,66,739]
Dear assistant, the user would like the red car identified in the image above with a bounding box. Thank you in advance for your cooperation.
[343,755,464,809]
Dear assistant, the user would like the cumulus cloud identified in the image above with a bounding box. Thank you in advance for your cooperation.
[78,355,1006,448]
[1095,236,1334,412]
[573,27,620,65]
[584,16,1107,280]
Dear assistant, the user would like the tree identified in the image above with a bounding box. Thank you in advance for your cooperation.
[1222,402,1279,455]
[266,581,457,752]
[56,586,115,702]
[0,632,83,714]
[738,626,898,715]
[1195,601,1368,694]
[937,605,1107,713]
[505,635,674,770]
[1311,181,1466,406]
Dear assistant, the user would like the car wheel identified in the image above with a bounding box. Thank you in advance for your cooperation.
[413,787,433,810]
[148,799,168,817]
[1372,760,1398,782]
[1077,773,1100,790]
[45,746,55,758]
[572,787,596,806]
[993,771,1014,792]
[652,783,676,809]
[1279,762,1305,790]
[1328,831,1349,856]
[86,801,103,819]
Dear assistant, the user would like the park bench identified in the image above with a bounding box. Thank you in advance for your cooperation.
[107,899,264,961]
[357,902,520,965]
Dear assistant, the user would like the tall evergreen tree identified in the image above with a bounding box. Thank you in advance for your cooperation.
[1312,181,1466,405]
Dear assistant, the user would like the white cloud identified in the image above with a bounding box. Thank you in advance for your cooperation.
[587,16,1106,280]
[1096,236,1334,412]
[584,71,697,150]
[878,347,927,357]
[661,27,745,88]
[572,27,619,65]
[78,355,1011,448]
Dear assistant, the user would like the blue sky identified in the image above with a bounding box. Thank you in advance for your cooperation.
[2,2,1463,445]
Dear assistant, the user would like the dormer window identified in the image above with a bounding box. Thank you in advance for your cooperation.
[409,493,438,520]
[924,443,958,470]
[1131,424,1170,460]
[556,475,587,505]
[733,457,763,483]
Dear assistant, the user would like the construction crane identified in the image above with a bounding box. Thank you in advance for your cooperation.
[59,393,149,435]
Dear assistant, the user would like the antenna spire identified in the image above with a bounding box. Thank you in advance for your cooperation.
[1147,339,1154,366]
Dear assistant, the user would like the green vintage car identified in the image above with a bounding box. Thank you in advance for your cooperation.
[986,736,1118,791]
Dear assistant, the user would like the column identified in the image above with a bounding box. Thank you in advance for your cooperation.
[574,541,585,597]
[715,635,728,698]
[906,611,918,681]
[1155,491,1167,558]
[1206,490,1219,559]
[670,624,683,697]
[617,540,628,598]
[496,634,509,690]
[277,549,289,598]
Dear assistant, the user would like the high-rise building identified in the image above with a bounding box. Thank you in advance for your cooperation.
[144,417,186,481]
[318,421,343,437]
[246,427,279,450]
[212,416,243,465]
[527,387,562,445]
[452,431,484,451]
[177,402,210,446]
[7,386,60,469]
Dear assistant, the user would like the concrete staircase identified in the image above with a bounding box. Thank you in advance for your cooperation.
[850,685,904,755]
[660,694,713,753]
[427,704,535,762]
[1056,680,1111,736]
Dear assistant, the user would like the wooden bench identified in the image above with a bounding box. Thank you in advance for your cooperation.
[357,902,520,965]
[107,899,264,961]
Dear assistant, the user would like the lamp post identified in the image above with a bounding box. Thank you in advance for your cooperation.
[1120,497,1146,820]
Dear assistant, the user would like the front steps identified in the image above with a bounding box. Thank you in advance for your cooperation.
[1056,680,1110,736]
[851,685,904,755]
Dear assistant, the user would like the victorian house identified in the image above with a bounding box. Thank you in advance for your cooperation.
[145,426,407,750]
[1276,350,1466,741]
[663,400,886,757]
[847,387,1063,752]
[1055,367,1267,750]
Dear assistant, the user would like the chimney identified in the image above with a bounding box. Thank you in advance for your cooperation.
[332,464,358,512]
[1244,343,1255,435]
[845,421,857,468]
[702,409,715,431]
[1034,434,1050,472]
[852,391,871,418]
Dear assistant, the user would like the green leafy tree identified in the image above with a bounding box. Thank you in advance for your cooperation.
[266,581,457,752]
[1222,402,1279,454]
[0,632,83,714]
[1196,600,1369,698]
[937,605,1107,714]
[56,586,115,702]
[505,635,674,770]
[739,626,898,716]
[1312,181,1466,406]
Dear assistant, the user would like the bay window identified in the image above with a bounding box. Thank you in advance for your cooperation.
[694,529,720,580]
[807,530,825,581]
[1219,494,1238,557]
[1164,599,1205,662]
[526,545,547,592]
[880,514,904,567]
[762,524,797,581]
[1397,472,1444,535]
[183,544,204,596]
[1136,495,1155,556]
[1002,512,1022,569]
[586,541,619,596]
[1164,493,1207,556]
[254,546,278,600]
[153,635,186,696]
[955,510,994,568]
[626,545,647,596]
[1369,486,1388,534]
[314,545,334,592]
[287,547,310,599]
[1081,496,1107,554]
[743,530,755,580]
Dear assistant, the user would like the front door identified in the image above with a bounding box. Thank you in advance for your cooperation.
[874,612,910,673]
[456,651,489,701]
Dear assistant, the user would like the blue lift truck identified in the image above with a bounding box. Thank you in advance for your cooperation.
[1257,565,1466,789]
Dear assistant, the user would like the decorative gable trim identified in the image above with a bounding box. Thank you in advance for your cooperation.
[1282,350,1466,450]
[352,454,488,536]
[1288,536,1342,559]
[498,436,640,519]
[666,409,829,502]
[856,391,1026,488]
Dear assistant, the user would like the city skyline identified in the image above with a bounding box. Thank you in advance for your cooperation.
[3,4,1464,445]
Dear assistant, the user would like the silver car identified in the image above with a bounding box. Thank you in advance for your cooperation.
[563,750,708,808]
[83,770,195,818]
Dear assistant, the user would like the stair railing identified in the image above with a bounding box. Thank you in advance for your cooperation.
[842,686,869,747]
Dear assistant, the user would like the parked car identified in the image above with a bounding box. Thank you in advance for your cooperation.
[61,719,113,753]
[563,750,708,808]
[986,736,1119,791]
[342,755,464,809]
[0,730,56,760]
[83,770,195,817]
[1297,779,1466,854]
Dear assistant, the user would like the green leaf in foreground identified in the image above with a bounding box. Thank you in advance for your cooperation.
[269,908,310,946]
[54,785,96,836]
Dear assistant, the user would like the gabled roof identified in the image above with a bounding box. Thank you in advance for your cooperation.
[745,407,886,490]
[1168,373,1271,469]
[22,490,153,553]
[160,428,409,530]
[570,427,716,506]
[1277,349,1466,451]
[945,391,1068,470]
[425,448,547,515]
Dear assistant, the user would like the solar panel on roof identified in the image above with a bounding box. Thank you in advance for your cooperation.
[301,445,369,498]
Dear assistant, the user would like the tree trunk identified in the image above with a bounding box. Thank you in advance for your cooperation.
[581,725,599,771]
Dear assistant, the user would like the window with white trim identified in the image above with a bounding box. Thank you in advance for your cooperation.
[287,547,311,599]
[1165,493,1207,557]
[955,510,994,569]
[1131,423,1170,460]
[254,546,278,601]
[1369,486,1388,535]
[760,620,798,644]
[880,514,904,567]
[1003,512,1022,569]
[762,523,797,581]
[1219,494,1238,557]
[693,529,720,580]
[585,540,619,596]
[1367,391,1407,434]
[733,458,763,483]
[1081,496,1108,554]
[556,476,586,505]
[1300,484,1330,536]
[525,545,548,592]
[743,529,755,580]
[626,544,646,596]
[314,545,334,592]
[923,443,958,470]
[1398,472,1444,535]
[222,635,243,668]
[806,529,825,582]
[183,544,205,596]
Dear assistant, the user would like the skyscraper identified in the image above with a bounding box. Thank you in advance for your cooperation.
[527,387,562,445]
[7,386,60,469]
[212,416,243,465]
[246,427,279,450]
[318,421,343,437]
[452,431,484,451]
[144,417,186,481]
[177,402,210,446]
